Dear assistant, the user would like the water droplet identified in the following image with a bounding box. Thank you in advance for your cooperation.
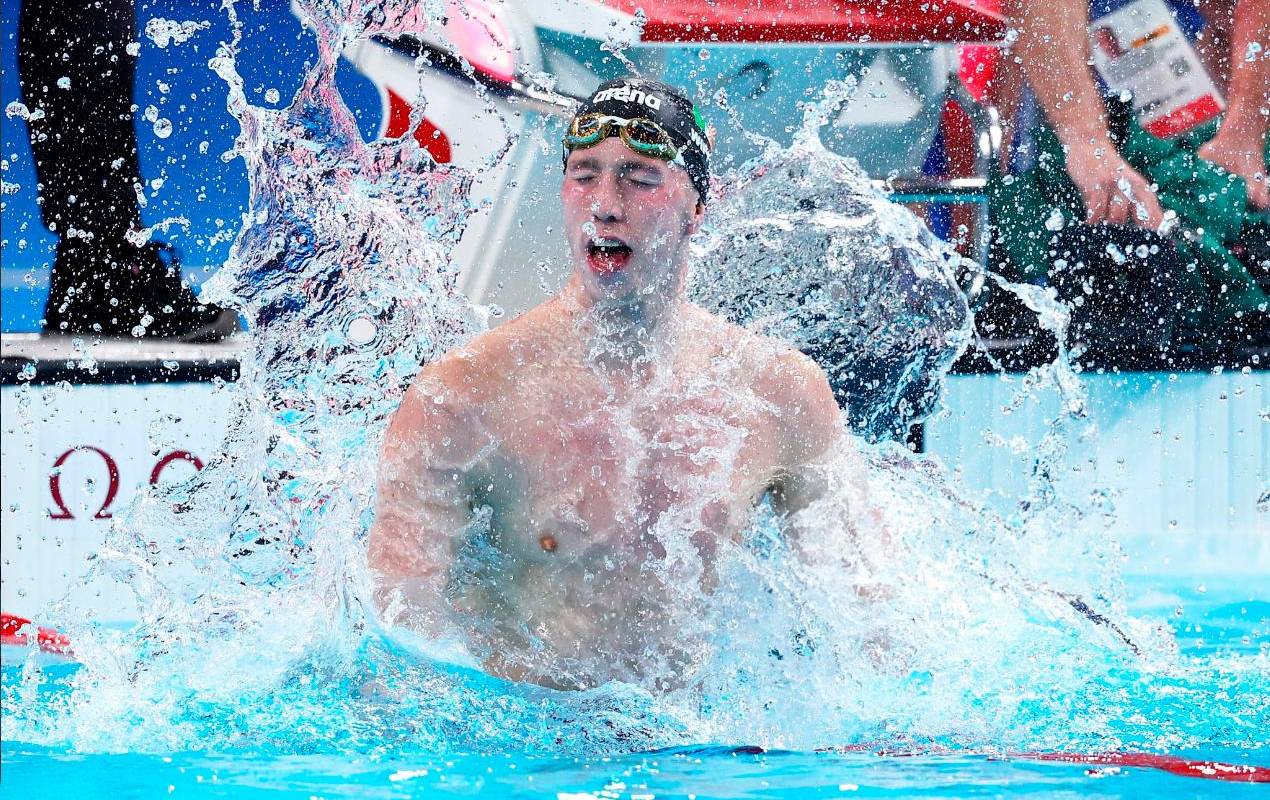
[5,101,31,120]
[56,76,71,90]
[264,88,281,104]
[145,18,210,49]
[347,317,376,345]
[153,118,173,138]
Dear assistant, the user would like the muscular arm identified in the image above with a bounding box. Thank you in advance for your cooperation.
[766,351,895,634]
[1004,0,1165,227]
[368,371,485,638]
[1199,0,1270,207]
[765,350,843,519]
[763,352,886,560]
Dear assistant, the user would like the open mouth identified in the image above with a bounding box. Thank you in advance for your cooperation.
[586,237,633,275]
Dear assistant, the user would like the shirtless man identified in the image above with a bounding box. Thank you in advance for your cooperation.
[368,78,844,691]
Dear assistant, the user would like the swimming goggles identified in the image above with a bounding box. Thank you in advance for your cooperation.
[563,114,680,162]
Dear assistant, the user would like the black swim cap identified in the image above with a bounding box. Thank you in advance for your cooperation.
[563,77,712,204]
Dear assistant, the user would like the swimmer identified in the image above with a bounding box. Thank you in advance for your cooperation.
[369,78,850,691]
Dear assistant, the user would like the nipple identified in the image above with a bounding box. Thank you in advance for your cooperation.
[539,534,558,553]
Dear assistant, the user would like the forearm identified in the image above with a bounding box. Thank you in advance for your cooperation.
[1004,0,1112,147]
[1220,0,1269,146]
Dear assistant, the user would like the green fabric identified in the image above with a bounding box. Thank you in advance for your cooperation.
[989,117,1269,327]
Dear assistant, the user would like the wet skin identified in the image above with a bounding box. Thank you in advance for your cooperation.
[369,138,843,690]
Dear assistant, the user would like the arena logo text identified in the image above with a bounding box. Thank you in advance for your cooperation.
[592,85,663,110]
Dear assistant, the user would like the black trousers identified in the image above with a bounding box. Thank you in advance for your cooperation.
[18,0,143,256]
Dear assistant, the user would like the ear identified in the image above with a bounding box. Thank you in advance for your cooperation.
[686,198,706,235]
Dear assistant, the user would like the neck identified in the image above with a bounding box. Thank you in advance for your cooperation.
[561,272,683,380]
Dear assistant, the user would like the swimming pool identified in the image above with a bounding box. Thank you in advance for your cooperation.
[2,577,1264,797]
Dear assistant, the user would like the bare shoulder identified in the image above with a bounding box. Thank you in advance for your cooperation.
[761,344,840,452]
[386,310,549,467]
[689,307,841,461]
[406,301,555,405]
[688,307,834,407]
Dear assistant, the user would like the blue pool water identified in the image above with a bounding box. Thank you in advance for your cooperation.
[3,577,1265,797]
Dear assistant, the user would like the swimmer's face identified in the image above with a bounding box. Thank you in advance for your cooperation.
[562,137,704,301]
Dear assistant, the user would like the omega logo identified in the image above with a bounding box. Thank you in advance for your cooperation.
[47,446,205,521]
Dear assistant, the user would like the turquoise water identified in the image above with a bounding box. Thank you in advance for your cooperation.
[0,746,1262,798]
[4,578,1264,797]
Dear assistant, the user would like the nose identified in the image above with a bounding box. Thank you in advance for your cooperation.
[589,173,623,224]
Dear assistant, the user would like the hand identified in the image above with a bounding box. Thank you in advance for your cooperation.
[1198,133,1270,209]
[1063,141,1166,229]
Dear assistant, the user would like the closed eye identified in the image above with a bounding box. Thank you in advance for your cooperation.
[622,170,663,188]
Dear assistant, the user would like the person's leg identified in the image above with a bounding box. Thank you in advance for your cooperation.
[20,0,144,334]
[19,0,144,240]
[18,0,237,339]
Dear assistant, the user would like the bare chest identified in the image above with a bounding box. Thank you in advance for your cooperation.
[479,381,778,558]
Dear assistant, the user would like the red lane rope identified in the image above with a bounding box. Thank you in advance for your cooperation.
[1018,750,1269,783]
[817,745,1269,784]
[0,612,74,657]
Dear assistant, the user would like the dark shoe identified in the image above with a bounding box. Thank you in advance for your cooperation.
[1047,224,1186,366]
[43,239,240,342]
[1219,309,1270,350]
[129,242,240,342]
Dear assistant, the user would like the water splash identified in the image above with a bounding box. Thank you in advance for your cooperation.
[689,78,974,442]
[3,0,1267,761]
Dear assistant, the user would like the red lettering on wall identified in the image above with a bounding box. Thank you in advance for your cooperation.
[149,450,206,485]
[48,446,121,520]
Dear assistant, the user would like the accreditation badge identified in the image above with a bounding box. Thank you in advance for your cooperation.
[1089,0,1224,137]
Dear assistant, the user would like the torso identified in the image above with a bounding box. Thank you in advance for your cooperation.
[414,300,824,689]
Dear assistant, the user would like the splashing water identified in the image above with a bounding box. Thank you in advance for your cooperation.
[4,0,1267,762]
[689,78,975,442]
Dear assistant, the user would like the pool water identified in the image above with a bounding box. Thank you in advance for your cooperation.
[3,577,1264,798]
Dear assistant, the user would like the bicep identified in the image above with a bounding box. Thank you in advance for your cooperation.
[769,353,886,546]
[367,385,476,579]
[767,352,842,515]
